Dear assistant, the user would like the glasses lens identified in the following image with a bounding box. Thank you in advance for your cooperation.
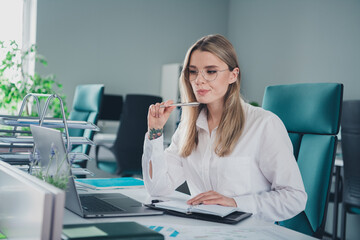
[185,68,219,82]
[186,68,198,81]
[203,70,218,81]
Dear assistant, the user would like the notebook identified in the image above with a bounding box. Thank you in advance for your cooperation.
[62,222,164,240]
[30,125,163,218]
[152,200,237,217]
[145,200,252,224]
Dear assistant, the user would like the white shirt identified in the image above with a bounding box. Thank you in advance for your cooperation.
[142,102,307,222]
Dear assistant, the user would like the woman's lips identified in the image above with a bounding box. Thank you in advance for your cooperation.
[196,89,210,96]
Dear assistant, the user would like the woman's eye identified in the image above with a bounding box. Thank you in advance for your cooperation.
[189,70,198,75]
[207,70,217,75]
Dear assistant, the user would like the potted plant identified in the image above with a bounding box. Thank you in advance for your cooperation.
[0,40,68,118]
[30,143,76,190]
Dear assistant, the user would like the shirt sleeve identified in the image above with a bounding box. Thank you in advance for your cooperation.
[233,114,307,222]
[142,129,186,197]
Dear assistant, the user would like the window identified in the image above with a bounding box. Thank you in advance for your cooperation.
[0,0,37,77]
[0,0,23,46]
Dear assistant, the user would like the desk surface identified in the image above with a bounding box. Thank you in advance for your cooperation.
[63,187,317,240]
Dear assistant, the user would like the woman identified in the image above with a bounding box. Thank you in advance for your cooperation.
[142,34,307,221]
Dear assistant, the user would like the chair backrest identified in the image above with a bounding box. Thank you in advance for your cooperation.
[262,83,343,238]
[112,94,162,175]
[341,100,360,209]
[68,84,104,155]
[98,94,123,121]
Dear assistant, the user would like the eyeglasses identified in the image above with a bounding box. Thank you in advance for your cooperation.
[184,67,229,82]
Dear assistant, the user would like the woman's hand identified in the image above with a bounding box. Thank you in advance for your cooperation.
[187,190,237,207]
[147,100,176,139]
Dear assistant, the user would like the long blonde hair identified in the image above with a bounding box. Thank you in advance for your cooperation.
[178,34,245,157]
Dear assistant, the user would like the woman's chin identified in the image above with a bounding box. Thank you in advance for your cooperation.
[195,96,209,104]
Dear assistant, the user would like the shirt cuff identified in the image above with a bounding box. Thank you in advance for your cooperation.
[234,194,258,215]
[144,134,166,177]
[144,133,164,153]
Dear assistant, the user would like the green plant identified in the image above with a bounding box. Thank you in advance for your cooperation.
[30,144,75,190]
[0,40,68,118]
[249,101,260,107]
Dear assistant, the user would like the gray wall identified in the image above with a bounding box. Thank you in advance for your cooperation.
[229,0,360,104]
[36,0,229,108]
[37,0,360,108]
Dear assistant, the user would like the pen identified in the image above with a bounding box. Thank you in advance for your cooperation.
[160,102,200,108]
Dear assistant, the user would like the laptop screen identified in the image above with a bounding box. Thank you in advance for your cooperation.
[30,125,163,218]
[30,125,84,216]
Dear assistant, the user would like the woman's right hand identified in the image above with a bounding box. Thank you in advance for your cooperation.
[147,100,176,139]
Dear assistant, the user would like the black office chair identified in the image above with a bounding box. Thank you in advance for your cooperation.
[98,94,123,121]
[340,100,360,240]
[95,94,162,176]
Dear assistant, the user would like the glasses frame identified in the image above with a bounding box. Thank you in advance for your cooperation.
[184,67,229,82]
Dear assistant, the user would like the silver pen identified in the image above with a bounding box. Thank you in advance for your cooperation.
[160,102,200,108]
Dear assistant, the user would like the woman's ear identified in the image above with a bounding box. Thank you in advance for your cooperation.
[228,67,240,84]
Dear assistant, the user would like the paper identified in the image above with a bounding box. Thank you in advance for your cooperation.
[181,227,289,240]
[0,136,94,145]
[62,226,108,238]
[0,117,99,130]
[154,200,237,217]
[0,136,33,143]
[0,152,31,160]
[75,177,144,190]
[147,225,292,240]
[148,225,179,238]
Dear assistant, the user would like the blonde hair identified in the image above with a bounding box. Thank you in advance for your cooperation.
[178,34,245,157]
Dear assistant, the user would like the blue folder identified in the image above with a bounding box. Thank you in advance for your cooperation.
[75,177,144,190]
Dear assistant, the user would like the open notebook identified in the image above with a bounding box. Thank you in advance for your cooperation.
[153,200,236,218]
[145,199,252,224]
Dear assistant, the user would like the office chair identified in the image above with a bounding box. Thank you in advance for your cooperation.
[68,84,104,168]
[340,100,360,240]
[95,94,162,176]
[98,94,123,121]
[262,83,343,238]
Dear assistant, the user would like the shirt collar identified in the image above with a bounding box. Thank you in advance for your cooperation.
[195,99,247,134]
[196,108,209,132]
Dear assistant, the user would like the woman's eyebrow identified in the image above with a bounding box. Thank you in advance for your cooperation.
[189,65,219,69]
[204,65,218,68]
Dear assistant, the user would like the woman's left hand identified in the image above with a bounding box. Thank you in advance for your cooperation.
[186,190,237,207]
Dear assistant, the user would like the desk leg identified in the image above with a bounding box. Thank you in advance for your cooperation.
[332,166,341,240]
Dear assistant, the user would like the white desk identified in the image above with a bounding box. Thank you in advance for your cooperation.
[63,187,317,240]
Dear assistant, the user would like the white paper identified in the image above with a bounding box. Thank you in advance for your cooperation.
[147,225,297,240]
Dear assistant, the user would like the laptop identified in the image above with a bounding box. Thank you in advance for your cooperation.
[30,125,163,218]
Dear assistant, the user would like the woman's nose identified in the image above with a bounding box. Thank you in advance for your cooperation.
[194,70,206,84]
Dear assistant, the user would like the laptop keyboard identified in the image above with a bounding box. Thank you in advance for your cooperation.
[80,195,124,213]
